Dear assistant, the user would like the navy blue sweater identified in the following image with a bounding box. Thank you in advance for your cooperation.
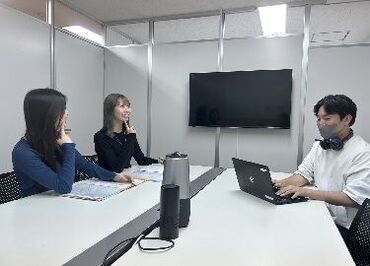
[12,138,116,197]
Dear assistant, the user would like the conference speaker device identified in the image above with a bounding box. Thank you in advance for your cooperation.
[159,184,180,240]
[162,152,191,228]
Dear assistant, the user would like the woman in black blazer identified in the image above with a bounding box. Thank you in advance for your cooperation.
[94,93,158,172]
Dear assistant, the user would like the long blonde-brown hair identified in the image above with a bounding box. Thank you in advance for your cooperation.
[103,93,130,137]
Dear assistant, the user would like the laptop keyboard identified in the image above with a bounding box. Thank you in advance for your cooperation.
[273,186,307,203]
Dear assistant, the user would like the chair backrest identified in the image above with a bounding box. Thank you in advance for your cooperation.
[347,198,370,266]
[75,155,100,182]
[0,171,21,204]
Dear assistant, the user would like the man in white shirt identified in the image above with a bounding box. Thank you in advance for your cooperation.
[273,94,370,240]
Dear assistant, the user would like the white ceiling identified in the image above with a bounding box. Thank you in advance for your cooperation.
[2,0,369,46]
[60,0,319,23]
[310,1,370,46]
[109,6,305,44]
[59,0,370,46]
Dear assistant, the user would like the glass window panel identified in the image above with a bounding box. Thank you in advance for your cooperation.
[113,23,149,44]
[55,0,104,45]
[0,0,46,22]
[106,26,134,46]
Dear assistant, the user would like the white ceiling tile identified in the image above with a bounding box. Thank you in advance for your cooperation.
[154,16,220,43]
[60,0,315,23]
[225,11,262,38]
[310,1,370,46]
[286,6,304,34]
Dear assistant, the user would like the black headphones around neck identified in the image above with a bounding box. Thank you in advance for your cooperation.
[315,129,354,151]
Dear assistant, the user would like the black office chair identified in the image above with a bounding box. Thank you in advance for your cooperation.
[75,155,100,182]
[347,198,370,266]
[0,171,21,204]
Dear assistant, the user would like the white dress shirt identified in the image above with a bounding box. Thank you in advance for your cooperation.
[296,134,370,229]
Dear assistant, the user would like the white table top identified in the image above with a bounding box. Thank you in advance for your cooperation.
[0,165,211,266]
[116,169,355,266]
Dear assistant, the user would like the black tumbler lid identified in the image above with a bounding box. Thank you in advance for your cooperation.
[161,184,179,190]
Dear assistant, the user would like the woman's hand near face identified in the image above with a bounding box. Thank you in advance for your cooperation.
[124,121,136,134]
[57,129,73,145]
[57,111,73,145]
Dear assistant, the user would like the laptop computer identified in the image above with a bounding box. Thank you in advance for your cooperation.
[232,158,308,205]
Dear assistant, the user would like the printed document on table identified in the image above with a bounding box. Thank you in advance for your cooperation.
[61,179,145,201]
[123,164,164,182]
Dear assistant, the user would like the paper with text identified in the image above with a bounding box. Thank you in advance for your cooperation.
[61,179,145,201]
[123,164,164,182]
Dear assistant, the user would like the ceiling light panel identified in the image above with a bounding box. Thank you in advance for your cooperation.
[225,5,303,39]
[258,4,287,36]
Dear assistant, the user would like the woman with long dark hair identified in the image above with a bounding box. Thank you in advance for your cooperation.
[94,93,158,172]
[12,88,132,197]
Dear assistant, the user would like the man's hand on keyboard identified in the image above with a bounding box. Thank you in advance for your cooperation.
[272,174,309,188]
[276,185,312,199]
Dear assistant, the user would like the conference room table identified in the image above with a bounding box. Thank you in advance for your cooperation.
[115,168,355,266]
[0,165,212,266]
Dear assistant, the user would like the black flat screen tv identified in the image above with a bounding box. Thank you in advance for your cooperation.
[189,69,292,128]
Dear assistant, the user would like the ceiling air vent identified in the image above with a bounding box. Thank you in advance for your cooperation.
[311,30,350,44]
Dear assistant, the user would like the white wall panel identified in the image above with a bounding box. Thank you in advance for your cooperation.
[104,46,149,156]
[0,5,49,172]
[151,41,218,166]
[304,46,370,156]
[55,31,104,155]
[222,36,303,172]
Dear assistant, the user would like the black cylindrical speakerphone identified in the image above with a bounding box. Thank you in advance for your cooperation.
[159,184,180,240]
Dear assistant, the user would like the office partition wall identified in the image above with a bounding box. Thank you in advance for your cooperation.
[303,1,370,156]
[0,3,107,172]
[304,46,370,155]
[0,5,50,172]
[222,36,303,172]
[104,46,149,157]
[151,41,218,166]
[55,31,104,155]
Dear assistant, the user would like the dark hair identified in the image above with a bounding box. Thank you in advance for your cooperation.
[103,93,130,137]
[313,94,357,126]
[24,88,67,170]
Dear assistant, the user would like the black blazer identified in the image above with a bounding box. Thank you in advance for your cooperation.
[94,128,158,172]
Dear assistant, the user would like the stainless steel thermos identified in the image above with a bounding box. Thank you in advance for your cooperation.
[162,152,190,227]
